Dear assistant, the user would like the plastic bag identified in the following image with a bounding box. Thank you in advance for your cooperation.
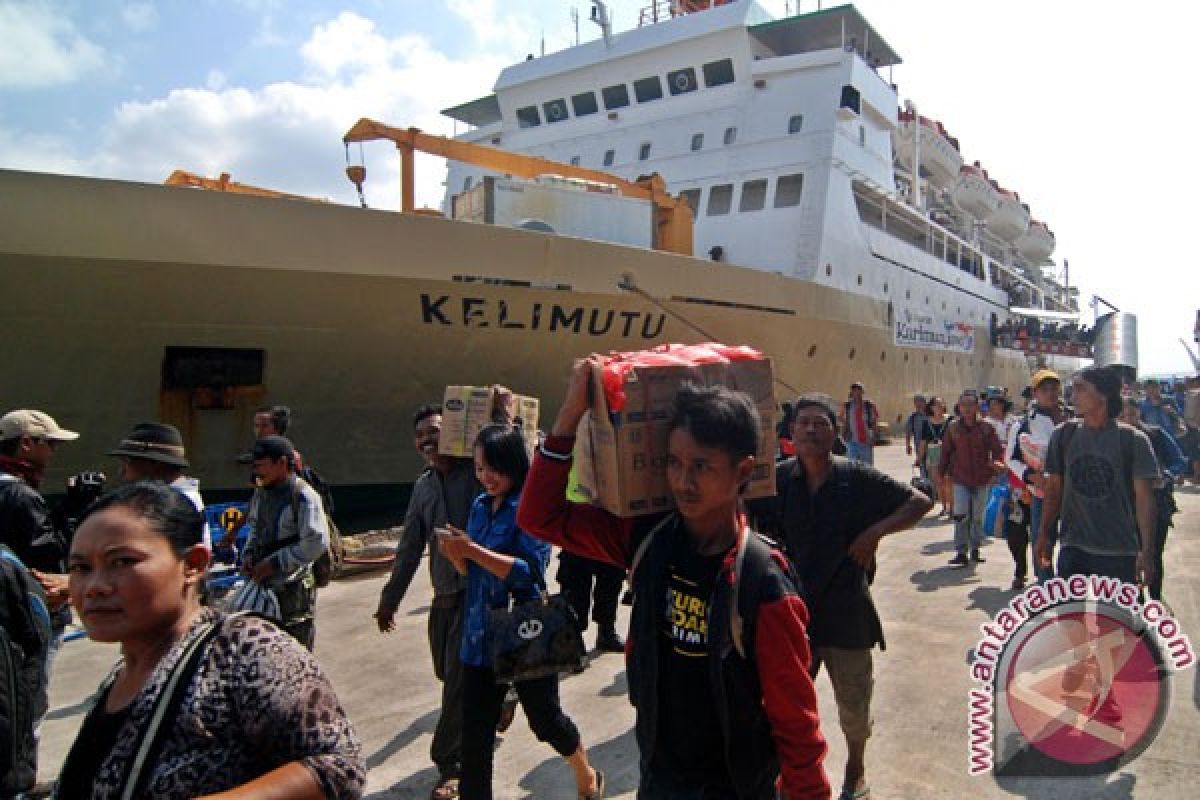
[599,342,765,412]
[983,484,1009,539]
[220,579,281,621]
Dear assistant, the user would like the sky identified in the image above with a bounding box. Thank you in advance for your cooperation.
[2,0,1197,375]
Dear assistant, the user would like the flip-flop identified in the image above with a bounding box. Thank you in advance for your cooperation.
[431,776,459,800]
[580,768,605,800]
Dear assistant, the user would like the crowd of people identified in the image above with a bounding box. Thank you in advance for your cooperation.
[990,317,1094,351]
[898,368,1197,595]
[3,360,1198,800]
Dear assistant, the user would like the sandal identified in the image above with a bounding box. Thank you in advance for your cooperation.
[837,784,870,800]
[580,768,605,800]
[431,776,459,800]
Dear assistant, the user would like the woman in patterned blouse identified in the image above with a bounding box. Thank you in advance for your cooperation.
[57,481,365,799]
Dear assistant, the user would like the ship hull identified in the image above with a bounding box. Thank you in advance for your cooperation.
[1,169,1083,510]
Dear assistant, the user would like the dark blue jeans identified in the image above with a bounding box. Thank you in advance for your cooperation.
[1056,546,1137,584]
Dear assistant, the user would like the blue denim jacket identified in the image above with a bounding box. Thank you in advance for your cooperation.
[460,491,550,667]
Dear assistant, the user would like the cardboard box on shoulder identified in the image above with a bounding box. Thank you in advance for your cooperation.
[440,385,540,457]
[1186,389,1200,428]
[572,349,776,517]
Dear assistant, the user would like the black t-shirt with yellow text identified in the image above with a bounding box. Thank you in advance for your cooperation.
[652,534,731,788]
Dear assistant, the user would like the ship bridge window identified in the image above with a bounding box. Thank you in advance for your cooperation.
[691,132,704,151]
[667,67,698,95]
[774,173,804,207]
[603,149,615,166]
[634,75,663,103]
[839,85,861,114]
[739,179,767,212]
[638,142,652,161]
[542,98,569,123]
[571,91,599,117]
[723,126,737,145]
[707,184,733,216]
[516,105,541,128]
[703,58,735,87]
[602,83,630,110]
[679,188,701,214]
[788,114,804,134]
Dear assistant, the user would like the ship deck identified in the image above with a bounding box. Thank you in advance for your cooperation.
[40,443,1200,798]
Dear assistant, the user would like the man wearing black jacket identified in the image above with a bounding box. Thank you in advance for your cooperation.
[0,409,81,798]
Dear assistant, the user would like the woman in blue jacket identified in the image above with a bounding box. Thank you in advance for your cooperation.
[437,424,602,800]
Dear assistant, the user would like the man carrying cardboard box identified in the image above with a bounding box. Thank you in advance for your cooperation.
[518,356,830,800]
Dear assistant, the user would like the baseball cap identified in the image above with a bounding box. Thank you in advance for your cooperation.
[986,386,1007,398]
[1031,368,1061,388]
[252,435,294,462]
[0,410,80,442]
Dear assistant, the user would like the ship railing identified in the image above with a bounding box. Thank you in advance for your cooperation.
[850,178,1074,315]
[638,0,721,26]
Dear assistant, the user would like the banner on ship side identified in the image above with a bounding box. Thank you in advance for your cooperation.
[894,308,976,353]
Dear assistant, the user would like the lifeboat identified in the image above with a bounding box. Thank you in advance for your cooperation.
[951,163,1000,220]
[893,112,963,189]
[986,189,1030,243]
[1016,220,1055,263]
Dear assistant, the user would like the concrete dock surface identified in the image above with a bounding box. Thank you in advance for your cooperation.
[40,443,1200,798]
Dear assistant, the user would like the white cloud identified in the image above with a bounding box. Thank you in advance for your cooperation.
[0,2,105,89]
[121,2,157,32]
[53,13,508,210]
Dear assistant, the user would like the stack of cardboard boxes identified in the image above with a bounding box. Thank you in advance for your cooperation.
[439,385,540,458]
[571,350,776,517]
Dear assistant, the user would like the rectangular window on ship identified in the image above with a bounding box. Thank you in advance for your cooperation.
[634,76,663,103]
[775,173,804,208]
[703,58,735,87]
[602,84,630,110]
[572,91,599,116]
[707,184,733,216]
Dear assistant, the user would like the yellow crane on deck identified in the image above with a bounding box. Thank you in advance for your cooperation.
[164,170,326,202]
[341,118,694,256]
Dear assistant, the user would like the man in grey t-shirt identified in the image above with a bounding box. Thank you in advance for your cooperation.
[1039,366,1159,584]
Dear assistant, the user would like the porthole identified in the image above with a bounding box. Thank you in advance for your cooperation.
[924,355,929,364]
[880,351,886,361]
[825,264,833,276]
[883,282,889,293]
[905,290,911,300]
[904,353,910,362]
[849,348,856,359]
[925,296,930,305]
[808,345,817,358]
[857,274,863,285]
[942,301,947,310]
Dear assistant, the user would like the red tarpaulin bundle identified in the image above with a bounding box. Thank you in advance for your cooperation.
[599,342,765,413]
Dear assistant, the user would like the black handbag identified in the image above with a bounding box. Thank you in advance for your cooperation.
[488,591,586,684]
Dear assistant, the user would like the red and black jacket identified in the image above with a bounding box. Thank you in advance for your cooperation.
[517,435,830,800]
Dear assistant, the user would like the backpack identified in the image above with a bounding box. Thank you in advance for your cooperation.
[0,545,51,796]
[628,515,783,659]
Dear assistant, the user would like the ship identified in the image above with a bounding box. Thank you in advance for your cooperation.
[0,2,1113,525]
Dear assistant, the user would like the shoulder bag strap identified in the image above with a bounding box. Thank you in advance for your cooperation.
[728,526,752,659]
[119,618,223,800]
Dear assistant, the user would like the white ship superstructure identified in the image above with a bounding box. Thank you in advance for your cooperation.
[443,2,1078,334]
